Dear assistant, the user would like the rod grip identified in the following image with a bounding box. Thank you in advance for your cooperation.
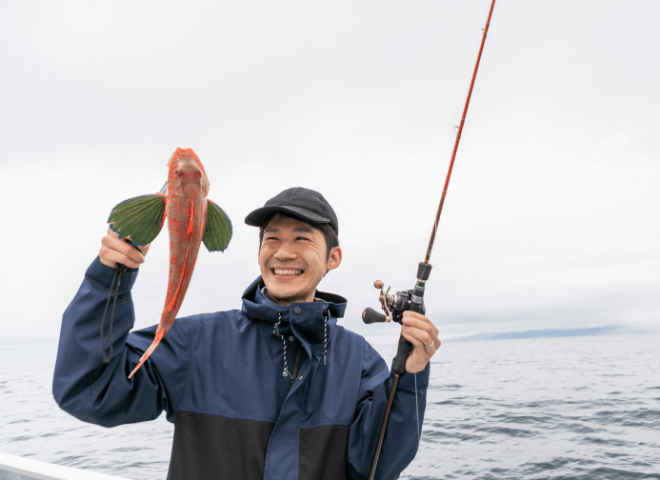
[362,308,388,324]
[391,298,424,374]
[391,334,413,375]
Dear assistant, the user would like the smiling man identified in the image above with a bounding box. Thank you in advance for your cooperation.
[53,187,440,480]
[257,214,341,304]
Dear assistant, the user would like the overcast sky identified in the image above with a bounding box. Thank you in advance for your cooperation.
[1,0,658,344]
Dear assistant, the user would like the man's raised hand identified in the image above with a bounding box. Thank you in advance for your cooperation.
[99,229,150,270]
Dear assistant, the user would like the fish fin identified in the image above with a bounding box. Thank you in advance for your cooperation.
[108,194,167,246]
[203,200,233,252]
[127,328,167,379]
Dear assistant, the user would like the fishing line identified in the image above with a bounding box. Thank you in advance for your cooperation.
[414,361,421,442]
[413,359,422,480]
[100,266,128,363]
[100,238,145,363]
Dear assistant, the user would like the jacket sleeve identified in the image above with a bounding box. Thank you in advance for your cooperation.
[347,340,430,480]
[52,257,194,427]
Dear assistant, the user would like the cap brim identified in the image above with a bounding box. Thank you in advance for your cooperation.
[245,206,331,228]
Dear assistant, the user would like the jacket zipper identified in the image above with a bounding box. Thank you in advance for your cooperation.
[290,344,301,388]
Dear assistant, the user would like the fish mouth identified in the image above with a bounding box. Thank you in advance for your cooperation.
[271,268,304,277]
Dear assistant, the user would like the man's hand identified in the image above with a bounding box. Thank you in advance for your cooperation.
[99,229,150,269]
[401,311,440,374]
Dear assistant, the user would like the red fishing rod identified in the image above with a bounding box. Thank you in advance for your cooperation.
[362,1,497,478]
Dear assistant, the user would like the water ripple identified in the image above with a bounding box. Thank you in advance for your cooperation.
[4,335,660,480]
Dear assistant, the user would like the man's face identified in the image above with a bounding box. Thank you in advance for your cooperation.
[258,214,341,306]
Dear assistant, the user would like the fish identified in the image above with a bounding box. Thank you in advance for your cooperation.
[107,148,232,379]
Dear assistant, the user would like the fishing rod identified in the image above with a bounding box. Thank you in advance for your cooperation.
[362,1,497,478]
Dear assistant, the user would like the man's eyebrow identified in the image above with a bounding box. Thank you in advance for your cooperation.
[263,226,314,234]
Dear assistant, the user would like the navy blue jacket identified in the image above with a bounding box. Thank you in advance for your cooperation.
[53,258,429,479]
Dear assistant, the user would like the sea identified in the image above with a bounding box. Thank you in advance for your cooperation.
[1,333,659,480]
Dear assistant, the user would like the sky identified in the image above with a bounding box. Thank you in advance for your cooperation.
[1,0,658,343]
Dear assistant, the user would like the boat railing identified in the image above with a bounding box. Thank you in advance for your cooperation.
[0,451,130,480]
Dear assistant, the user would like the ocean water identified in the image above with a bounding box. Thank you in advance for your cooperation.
[1,334,659,480]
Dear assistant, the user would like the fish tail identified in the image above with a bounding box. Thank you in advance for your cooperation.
[127,329,167,379]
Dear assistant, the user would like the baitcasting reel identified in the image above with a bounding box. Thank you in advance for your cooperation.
[362,262,432,375]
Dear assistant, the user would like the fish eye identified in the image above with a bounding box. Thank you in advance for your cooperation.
[175,169,179,174]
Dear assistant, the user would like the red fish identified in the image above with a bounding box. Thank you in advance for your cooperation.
[107,148,232,379]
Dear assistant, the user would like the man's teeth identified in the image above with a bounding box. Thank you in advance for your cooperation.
[273,269,303,276]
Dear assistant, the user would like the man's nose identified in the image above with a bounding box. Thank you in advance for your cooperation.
[274,241,297,260]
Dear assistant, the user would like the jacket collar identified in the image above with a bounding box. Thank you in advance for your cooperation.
[241,276,347,355]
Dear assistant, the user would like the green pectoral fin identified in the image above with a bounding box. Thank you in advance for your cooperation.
[203,200,232,252]
[108,194,166,246]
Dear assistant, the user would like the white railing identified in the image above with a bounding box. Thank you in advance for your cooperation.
[0,452,131,480]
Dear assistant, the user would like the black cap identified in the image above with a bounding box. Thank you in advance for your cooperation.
[245,187,338,234]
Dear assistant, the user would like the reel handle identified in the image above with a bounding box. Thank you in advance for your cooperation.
[362,308,388,324]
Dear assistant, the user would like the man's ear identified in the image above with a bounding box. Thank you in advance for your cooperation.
[326,246,342,272]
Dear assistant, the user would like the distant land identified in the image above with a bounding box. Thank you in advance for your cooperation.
[448,326,650,342]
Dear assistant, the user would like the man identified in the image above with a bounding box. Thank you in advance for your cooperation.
[53,187,440,479]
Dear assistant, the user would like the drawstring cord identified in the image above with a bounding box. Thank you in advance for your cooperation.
[100,265,128,363]
[273,309,331,375]
[273,313,294,378]
[323,308,329,365]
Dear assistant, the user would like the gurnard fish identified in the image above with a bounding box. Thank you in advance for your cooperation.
[107,148,232,379]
